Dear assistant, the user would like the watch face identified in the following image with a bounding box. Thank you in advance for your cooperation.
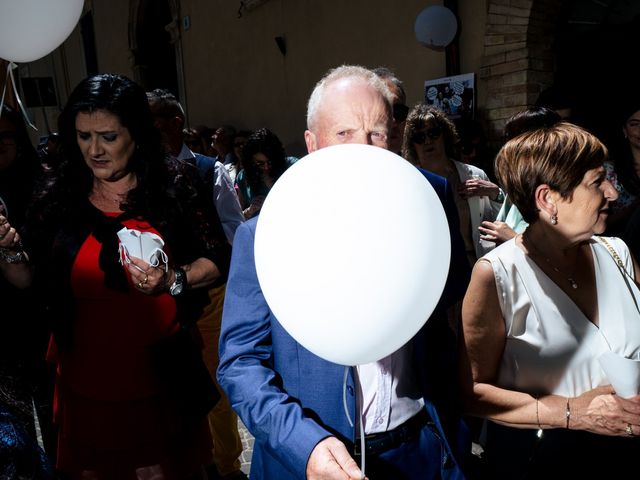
[170,282,183,296]
[170,268,185,296]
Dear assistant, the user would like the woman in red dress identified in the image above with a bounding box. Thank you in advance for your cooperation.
[2,74,230,479]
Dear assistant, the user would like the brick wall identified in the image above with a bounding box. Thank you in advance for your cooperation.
[478,0,562,148]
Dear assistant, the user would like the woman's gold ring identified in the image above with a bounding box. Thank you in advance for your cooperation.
[137,281,144,289]
[626,423,634,436]
[142,274,148,285]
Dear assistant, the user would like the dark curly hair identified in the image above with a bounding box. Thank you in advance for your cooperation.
[241,128,289,191]
[401,104,459,165]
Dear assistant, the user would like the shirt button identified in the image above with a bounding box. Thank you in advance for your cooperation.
[377,417,384,425]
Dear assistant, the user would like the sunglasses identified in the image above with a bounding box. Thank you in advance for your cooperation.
[392,103,409,123]
[411,126,442,144]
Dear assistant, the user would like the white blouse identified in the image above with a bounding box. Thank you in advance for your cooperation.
[484,236,640,397]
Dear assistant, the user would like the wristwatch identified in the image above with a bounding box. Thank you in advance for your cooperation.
[0,247,28,264]
[169,267,187,296]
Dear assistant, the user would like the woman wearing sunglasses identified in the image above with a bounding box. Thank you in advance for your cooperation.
[402,104,503,268]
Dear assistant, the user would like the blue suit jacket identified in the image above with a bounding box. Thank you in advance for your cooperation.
[218,170,470,479]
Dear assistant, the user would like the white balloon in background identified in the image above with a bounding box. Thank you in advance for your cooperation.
[254,144,451,366]
[0,0,84,63]
[414,5,458,51]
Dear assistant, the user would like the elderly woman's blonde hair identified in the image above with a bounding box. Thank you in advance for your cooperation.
[495,122,608,224]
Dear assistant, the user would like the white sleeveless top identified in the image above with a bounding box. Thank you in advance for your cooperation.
[483,236,640,397]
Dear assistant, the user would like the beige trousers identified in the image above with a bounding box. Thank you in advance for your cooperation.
[198,283,243,476]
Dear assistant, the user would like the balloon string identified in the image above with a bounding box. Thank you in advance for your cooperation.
[343,366,353,427]
[0,195,8,220]
[0,64,10,117]
[344,366,366,478]
[359,407,366,477]
[0,62,36,130]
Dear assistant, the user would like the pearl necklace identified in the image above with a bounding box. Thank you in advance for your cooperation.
[523,233,579,289]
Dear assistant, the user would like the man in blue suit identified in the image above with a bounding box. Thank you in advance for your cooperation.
[218,65,471,479]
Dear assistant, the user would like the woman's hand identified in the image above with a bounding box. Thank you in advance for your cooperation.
[243,195,266,219]
[479,220,517,244]
[0,215,32,288]
[570,385,640,437]
[0,215,21,249]
[126,256,168,295]
[459,177,501,200]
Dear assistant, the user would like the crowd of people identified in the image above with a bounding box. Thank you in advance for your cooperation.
[1,63,640,480]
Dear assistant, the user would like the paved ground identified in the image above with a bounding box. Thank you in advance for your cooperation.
[238,419,254,476]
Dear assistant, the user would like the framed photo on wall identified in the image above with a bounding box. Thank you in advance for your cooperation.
[424,72,475,120]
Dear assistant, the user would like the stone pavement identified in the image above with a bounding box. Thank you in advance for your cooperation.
[238,418,254,476]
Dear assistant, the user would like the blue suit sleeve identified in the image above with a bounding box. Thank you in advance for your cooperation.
[217,220,332,478]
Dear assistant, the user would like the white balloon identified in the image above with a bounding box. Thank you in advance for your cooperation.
[254,144,451,366]
[414,5,458,51]
[0,0,84,63]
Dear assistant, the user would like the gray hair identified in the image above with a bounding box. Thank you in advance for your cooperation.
[306,65,393,130]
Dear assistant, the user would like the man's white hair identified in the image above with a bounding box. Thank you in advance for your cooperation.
[306,65,393,130]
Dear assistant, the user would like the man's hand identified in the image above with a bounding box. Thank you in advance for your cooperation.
[306,437,366,480]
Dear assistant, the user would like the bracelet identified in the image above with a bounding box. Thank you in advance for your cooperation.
[535,396,542,429]
[565,397,571,429]
[0,247,28,264]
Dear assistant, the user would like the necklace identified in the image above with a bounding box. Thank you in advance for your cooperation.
[92,188,127,206]
[548,262,579,289]
[91,177,136,207]
[523,233,579,289]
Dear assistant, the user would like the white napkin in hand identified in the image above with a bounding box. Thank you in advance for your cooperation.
[598,351,640,398]
[117,227,168,271]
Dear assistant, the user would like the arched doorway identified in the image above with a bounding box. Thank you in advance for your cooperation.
[479,0,639,150]
[554,2,640,145]
[130,0,180,96]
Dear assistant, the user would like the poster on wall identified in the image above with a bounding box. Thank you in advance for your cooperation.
[424,73,475,120]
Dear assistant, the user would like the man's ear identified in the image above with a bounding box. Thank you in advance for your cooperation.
[304,130,317,153]
[173,115,185,132]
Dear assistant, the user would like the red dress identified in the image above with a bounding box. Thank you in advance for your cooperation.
[49,216,212,478]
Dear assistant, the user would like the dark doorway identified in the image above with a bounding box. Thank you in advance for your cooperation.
[135,0,179,96]
[80,11,99,76]
[554,1,640,146]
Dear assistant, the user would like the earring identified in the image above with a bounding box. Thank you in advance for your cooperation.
[551,214,558,225]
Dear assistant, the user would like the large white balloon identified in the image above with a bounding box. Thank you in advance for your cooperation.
[254,144,451,366]
[414,5,458,51]
[0,0,84,63]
